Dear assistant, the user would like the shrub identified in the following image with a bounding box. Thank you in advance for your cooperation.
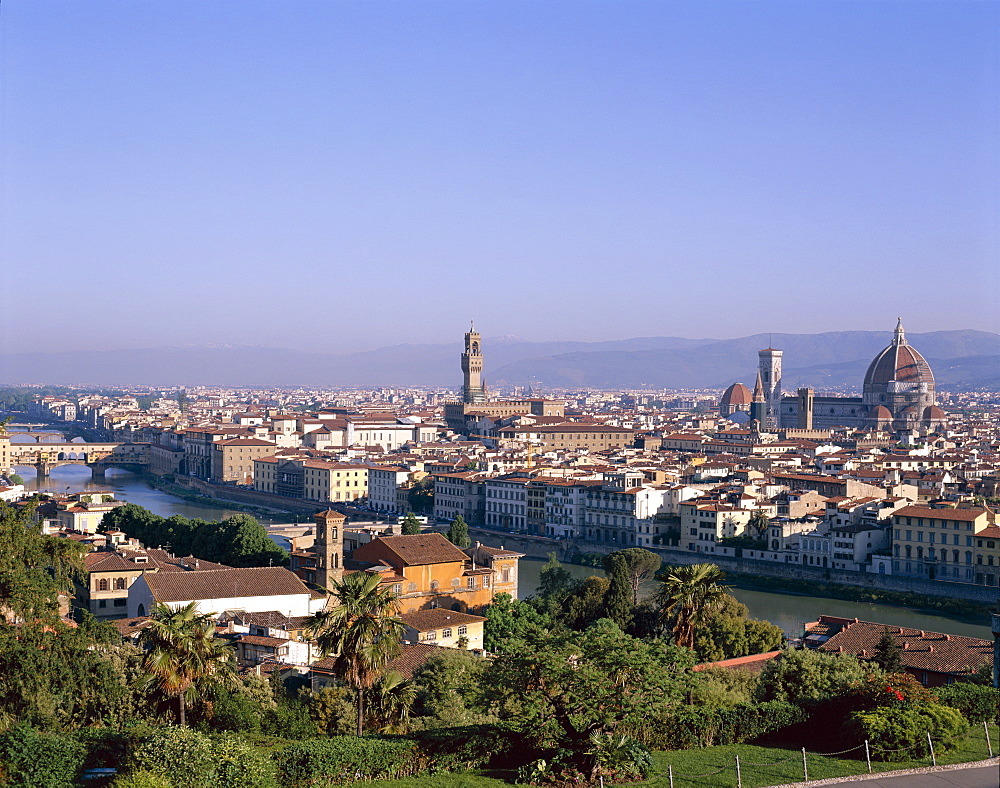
[935,683,1000,724]
[847,703,969,761]
[413,724,530,771]
[0,725,86,788]
[126,727,215,788]
[111,772,173,788]
[213,733,277,788]
[276,736,423,786]
[651,701,806,750]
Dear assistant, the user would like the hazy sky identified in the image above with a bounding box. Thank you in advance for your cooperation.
[2,1,998,354]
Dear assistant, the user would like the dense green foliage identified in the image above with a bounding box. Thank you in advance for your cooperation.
[446,515,471,548]
[481,619,694,749]
[100,505,288,567]
[693,594,784,662]
[139,602,235,726]
[482,592,552,654]
[410,650,492,729]
[0,500,87,625]
[400,512,422,535]
[277,736,422,785]
[306,571,405,735]
[655,701,807,750]
[847,704,969,761]
[756,648,870,704]
[0,620,144,731]
[935,683,1000,724]
[0,725,85,788]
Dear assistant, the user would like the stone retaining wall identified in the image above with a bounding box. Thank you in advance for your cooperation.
[467,527,1000,605]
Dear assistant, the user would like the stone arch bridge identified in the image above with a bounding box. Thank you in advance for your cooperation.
[7,441,150,477]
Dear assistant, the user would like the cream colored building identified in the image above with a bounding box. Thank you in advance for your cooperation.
[211,438,277,483]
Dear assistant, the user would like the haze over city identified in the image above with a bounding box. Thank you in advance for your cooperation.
[2,0,998,356]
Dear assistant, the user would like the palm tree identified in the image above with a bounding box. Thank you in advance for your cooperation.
[306,571,404,735]
[367,669,416,733]
[656,563,729,650]
[139,601,233,726]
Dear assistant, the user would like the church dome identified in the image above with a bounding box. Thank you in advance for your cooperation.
[720,382,753,407]
[864,319,934,388]
[923,405,946,422]
[867,405,893,422]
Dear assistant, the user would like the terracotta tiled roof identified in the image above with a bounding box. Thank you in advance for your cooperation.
[143,567,310,603]
[694,651,782,674]
[355,534,469,566]
[808,615,992,677]
[400,609,486,632]
[109,616,152,638]
[892,505,987,522]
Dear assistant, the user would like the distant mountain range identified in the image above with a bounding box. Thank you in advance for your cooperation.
[1,330,997,390]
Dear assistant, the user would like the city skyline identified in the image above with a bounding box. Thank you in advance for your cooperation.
[2,1,998,355]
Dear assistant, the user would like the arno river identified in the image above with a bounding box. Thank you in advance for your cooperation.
[18,465,994,641]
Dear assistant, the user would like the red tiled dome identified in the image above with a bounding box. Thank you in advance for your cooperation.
[923,405,946,421]
[864,343,934,387]
[867,405,893,421]
[864,321,934,390]
[720,382,753,407]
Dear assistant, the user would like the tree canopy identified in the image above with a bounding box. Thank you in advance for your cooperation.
[101,505,287,567]
[0,500,87,625]
[481,619,694,748]
[306,571,404,735]
[446,515,471,548]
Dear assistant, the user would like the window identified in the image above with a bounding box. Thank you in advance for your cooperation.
[467,576,475,589]
[113,598,127,607]
[430,580,439,591]
[98,578,109,591]
[116,577,127,590]
[458,625,468,636]
[408,582,417,592]
[425,630,437,641]
[442,628,452,638]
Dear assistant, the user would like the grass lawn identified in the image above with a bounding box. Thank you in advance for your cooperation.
[644,722,999,787]
[358,724,998,788]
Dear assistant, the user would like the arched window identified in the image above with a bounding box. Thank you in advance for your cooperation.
[430,580,439,591]
[408,582,417,592]
[98,578,108,591]
[138,604,146,617]
[116,577,127,590]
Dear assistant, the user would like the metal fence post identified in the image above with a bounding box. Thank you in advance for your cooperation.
[668,764,674,788]
[986,721,993,758]
[865,740,872,773]
[927,731,936,767]
[735,754,741,788]
[801,747,808,782]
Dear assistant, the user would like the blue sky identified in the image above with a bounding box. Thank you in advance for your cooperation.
[2,0,997,353]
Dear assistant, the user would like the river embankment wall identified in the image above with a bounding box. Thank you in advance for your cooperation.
[172,476,324,515]
[465,527,1000,606]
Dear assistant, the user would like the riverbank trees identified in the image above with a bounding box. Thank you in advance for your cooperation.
[99,504,287,567]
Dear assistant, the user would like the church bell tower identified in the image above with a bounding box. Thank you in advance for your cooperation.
[461,321,486,404]
[313,509,345,592]
[758,346,783,428]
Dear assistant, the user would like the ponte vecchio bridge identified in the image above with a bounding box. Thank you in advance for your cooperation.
[5,440,150,477]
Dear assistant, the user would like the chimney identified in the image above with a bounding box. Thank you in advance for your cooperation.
[902,642,909,649]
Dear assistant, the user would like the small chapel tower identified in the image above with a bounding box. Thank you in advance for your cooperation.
[313,509,345,591]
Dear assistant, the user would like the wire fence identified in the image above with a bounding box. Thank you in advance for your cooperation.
[648,720,997,787]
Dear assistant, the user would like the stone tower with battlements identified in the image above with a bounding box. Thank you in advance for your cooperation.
[461,321,486,405]
[314,509,345,592]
